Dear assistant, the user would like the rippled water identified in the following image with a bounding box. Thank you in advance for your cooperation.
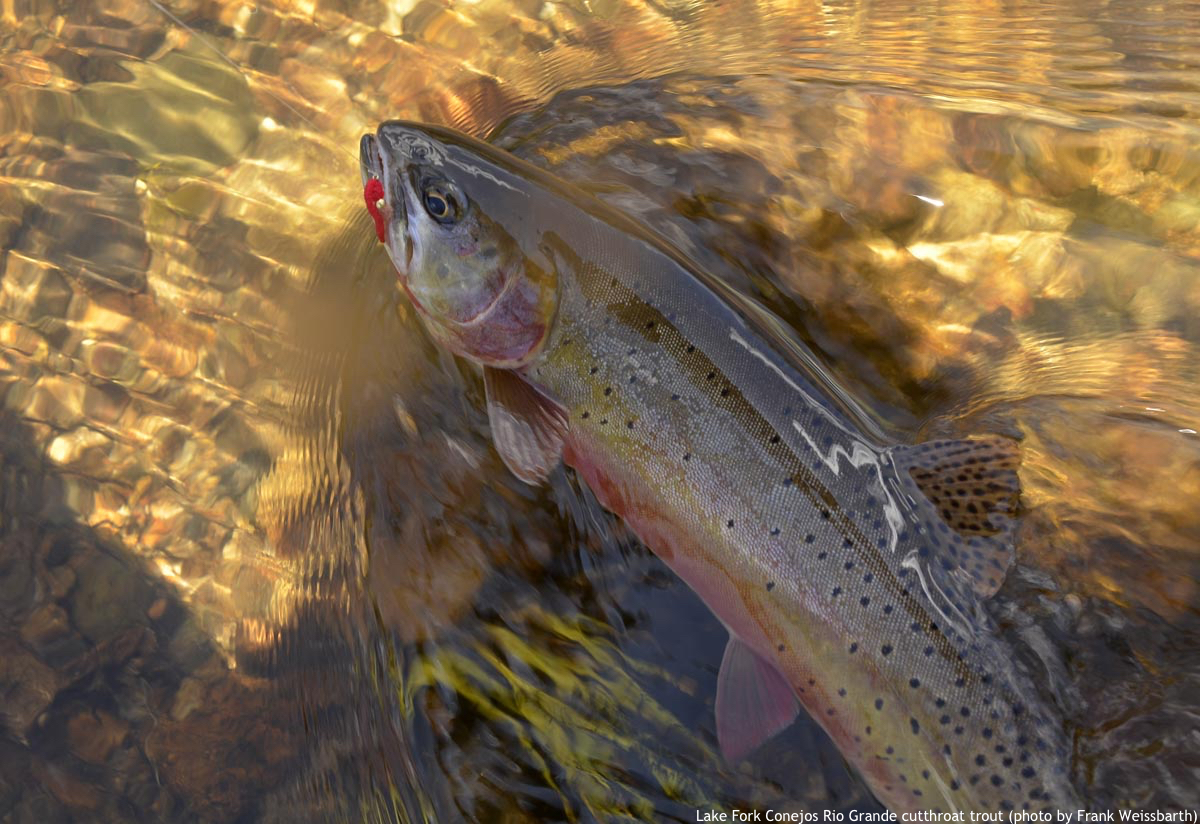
[1,0,1199,821]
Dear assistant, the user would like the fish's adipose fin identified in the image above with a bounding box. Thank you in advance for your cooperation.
[715,636,799,762]
[891,436,1020,600]
[484,367,568,485]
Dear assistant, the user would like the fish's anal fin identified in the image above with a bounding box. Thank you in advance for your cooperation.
[484,367,568,485]
[892,435,1020,599]
[715,637,799,762]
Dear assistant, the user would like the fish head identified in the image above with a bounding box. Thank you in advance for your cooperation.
[360,121,558,368]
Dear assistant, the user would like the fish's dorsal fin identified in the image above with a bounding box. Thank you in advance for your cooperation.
[891,436,1020,600]
[484,367,568,485]
[715,637,799,762]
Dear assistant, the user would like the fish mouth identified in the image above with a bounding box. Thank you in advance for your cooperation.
[358,133,381,187]
[359,132,412,273]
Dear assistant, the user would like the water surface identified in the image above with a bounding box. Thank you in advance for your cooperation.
[1,0,1199,820]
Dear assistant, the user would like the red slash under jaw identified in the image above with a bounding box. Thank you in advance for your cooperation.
[364,177,386,243]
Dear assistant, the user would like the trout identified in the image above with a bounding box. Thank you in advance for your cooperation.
[359,121,1079,814]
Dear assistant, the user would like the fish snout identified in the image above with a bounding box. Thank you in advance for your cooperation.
[359,133,381,185]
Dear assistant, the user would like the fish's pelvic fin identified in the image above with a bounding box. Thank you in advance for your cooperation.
[891,435,1020,599]
[715,637,799,762]
[484,367,568,485]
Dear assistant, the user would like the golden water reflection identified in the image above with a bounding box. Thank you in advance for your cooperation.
[1,0,1199,820]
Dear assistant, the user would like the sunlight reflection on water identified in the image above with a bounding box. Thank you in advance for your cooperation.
[0,0,1199,820]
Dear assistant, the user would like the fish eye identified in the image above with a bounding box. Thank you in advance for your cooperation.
[421,181,463,225]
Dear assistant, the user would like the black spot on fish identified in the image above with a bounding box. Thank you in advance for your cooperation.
[1021,767,1036,779]
[922,770,930,780]
[860,597,870,607]
[924,646,934,656]
[778,644,785,652]
[629,375,636,384]
[875,698,884,710]
[686,344,695,353]
[939,715,950,725]
[909,678,921,689]
[850,643,858,653]
[589,366,598,374]
[766,581,775,591]
[727,519,734,528]
[983,728,993,739]
[770,527,780,536]
[910,718,920,734]
[955,677,966,688]
[991,775,1004,787]
[706,371,715,380]
[838,688,847,697]
[683,453,690,461]
[863,573,873,583]
[720,387,730,397]
[845,561,855,570]
[936,698,946,708]
[604,387,612,396]
[883,605,894,614]
[832,587,841,597]
[783,478,792,487]
[581,411,590,419]
[770,434,781,443]
[961,707,971,717]
[950,780,960,791]
[805,534,815,543]
[881,645,893,656]
[821,509,830,519]
[817,551,827,560]
[975,755,986,766]
[671,393,680,401]
[955,726,964,735]
[626,420,634,429]
[886,746,894,755]
[600,418,608,425]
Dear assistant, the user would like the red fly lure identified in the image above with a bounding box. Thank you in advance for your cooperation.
[364,178,386,243]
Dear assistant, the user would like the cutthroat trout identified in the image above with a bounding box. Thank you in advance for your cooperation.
[359,121,1079,813]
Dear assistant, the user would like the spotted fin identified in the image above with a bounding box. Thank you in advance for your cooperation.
[891,436,1020,599]
[715,637,799,762]
[484,367,568,485]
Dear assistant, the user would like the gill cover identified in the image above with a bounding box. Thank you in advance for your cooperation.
[361,122,559,369]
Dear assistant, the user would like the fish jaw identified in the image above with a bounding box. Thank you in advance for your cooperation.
[359,132,411,276]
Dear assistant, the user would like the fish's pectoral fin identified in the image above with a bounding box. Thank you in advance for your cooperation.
[484,366,568,485]
[715,636,799,762]
[891,435,1020,599]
